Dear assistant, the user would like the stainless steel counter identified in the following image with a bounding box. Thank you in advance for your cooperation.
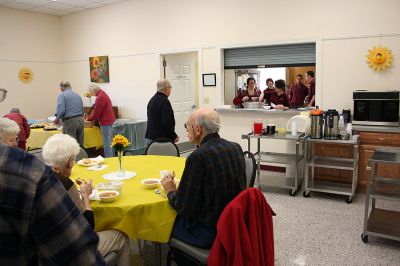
[352,125,400,133]
[215,107,304,115]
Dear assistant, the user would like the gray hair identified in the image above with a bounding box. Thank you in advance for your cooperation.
[0,118,20,142]
[195,113,220,135]
[0,88,7,102]
[42,134,80,168]
[60,81,71,89]
[87,83,101,94]
[157,79,171,92]
[10,107,20,113]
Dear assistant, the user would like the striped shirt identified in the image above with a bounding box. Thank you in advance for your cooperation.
[167,133,246,226]
[0,144,104,265]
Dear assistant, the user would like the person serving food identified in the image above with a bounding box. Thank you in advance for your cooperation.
[233,77,261,107]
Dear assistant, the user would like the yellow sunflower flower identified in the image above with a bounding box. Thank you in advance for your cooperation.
[111,134,131,151]
[92,57,100,68]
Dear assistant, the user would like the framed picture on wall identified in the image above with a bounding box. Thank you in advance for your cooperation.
[202,73,216,86]
[89,56,110,83]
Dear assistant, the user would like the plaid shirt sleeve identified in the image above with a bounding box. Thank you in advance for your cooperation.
[33,166,104,265]
[167,154,205,217]
[0,145,104,266]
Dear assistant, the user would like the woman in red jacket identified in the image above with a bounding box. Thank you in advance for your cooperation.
[3,108,30,150]
[85,84,116,157]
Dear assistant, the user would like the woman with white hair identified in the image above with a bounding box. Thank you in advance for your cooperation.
[4,107,31,150]
[0,117,20,147]
[85,83,116,157]
[42,133,131,266]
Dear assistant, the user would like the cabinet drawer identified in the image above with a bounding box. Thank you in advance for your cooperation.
[359,132,400,146]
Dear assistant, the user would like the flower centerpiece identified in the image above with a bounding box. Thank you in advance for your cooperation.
[83,92,92,106]
[111,134,131,177]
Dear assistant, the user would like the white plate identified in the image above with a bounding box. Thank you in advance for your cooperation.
[77,156,105,167]
[102,171,136,181]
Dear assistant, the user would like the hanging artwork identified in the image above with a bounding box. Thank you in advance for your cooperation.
[89,56,110,83]
[366,46,393,71]
[18,67,33,84]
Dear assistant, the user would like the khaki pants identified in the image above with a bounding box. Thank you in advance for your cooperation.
[98,229,131,266]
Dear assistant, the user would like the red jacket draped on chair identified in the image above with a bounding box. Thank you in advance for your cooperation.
[208,188,275,266]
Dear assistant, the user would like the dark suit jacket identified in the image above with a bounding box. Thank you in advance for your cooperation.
[145,92,177,141]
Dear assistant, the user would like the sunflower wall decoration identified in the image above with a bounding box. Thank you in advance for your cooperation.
[89,56,109,83]
[366,46,393,71]
[18,67,33,84]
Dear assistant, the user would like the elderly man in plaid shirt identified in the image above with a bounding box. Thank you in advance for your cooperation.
[161,108,246,251]
[0,88,104,265]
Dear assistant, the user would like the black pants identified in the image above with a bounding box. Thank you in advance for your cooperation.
[170,215,216,265]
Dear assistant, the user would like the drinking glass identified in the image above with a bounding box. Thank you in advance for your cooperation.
[276,119,286,134]
[266,119,276,135]
[253,119,263,135]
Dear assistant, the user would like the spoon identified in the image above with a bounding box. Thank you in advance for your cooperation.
[154,189,166,198]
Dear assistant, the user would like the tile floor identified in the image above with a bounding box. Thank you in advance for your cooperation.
[129,156,400,266]
[265,187,400,265]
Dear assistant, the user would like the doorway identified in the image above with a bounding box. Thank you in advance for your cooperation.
[161,52,199,145]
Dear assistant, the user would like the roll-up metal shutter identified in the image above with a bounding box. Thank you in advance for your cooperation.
[224,43,316,69]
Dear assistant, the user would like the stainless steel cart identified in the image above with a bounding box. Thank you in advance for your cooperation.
[303,138,359,203]
[361,148,400,243]
[242,132,305,196]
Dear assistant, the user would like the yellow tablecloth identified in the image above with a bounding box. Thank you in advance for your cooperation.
[27,127,103,150]
[70,155,186,243]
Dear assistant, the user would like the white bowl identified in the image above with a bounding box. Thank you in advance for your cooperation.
[98,190,119,203]
[141,178,160,189]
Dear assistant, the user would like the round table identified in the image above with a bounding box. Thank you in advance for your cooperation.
[70,155,186,243]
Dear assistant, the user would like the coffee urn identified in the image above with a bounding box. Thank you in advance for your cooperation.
[310,107,324,139]
[324,109,339,140]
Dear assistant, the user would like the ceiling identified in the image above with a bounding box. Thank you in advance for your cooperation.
[0,0,128,16]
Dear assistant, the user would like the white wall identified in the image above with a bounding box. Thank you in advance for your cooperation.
[321,35,400,111]
[0,7,61,118]
[58,0,400,117]
[1,0,400,119]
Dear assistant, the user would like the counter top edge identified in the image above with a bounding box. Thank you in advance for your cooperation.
[215,108,303,114]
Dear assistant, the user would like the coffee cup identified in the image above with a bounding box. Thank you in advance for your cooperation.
[266,123,276,135]
[160,170,170,179]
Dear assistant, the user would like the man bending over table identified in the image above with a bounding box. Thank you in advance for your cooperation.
[161,109,246,250]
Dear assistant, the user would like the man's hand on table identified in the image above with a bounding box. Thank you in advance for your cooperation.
[161,174,177,195]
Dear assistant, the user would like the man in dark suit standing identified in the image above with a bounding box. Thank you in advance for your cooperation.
[145,79,179,144]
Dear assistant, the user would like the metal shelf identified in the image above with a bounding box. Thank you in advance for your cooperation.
[242,132,304,141]
[256,152,301,166]
[243,131,305,195]
[305,180,353,196]
[256,172,302,189]
[370,180,400,201]
[304,138,359,202]
[365,208,400,241]
[362,148,400,243]
[307,156,355,170]
[306,138,358,145]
